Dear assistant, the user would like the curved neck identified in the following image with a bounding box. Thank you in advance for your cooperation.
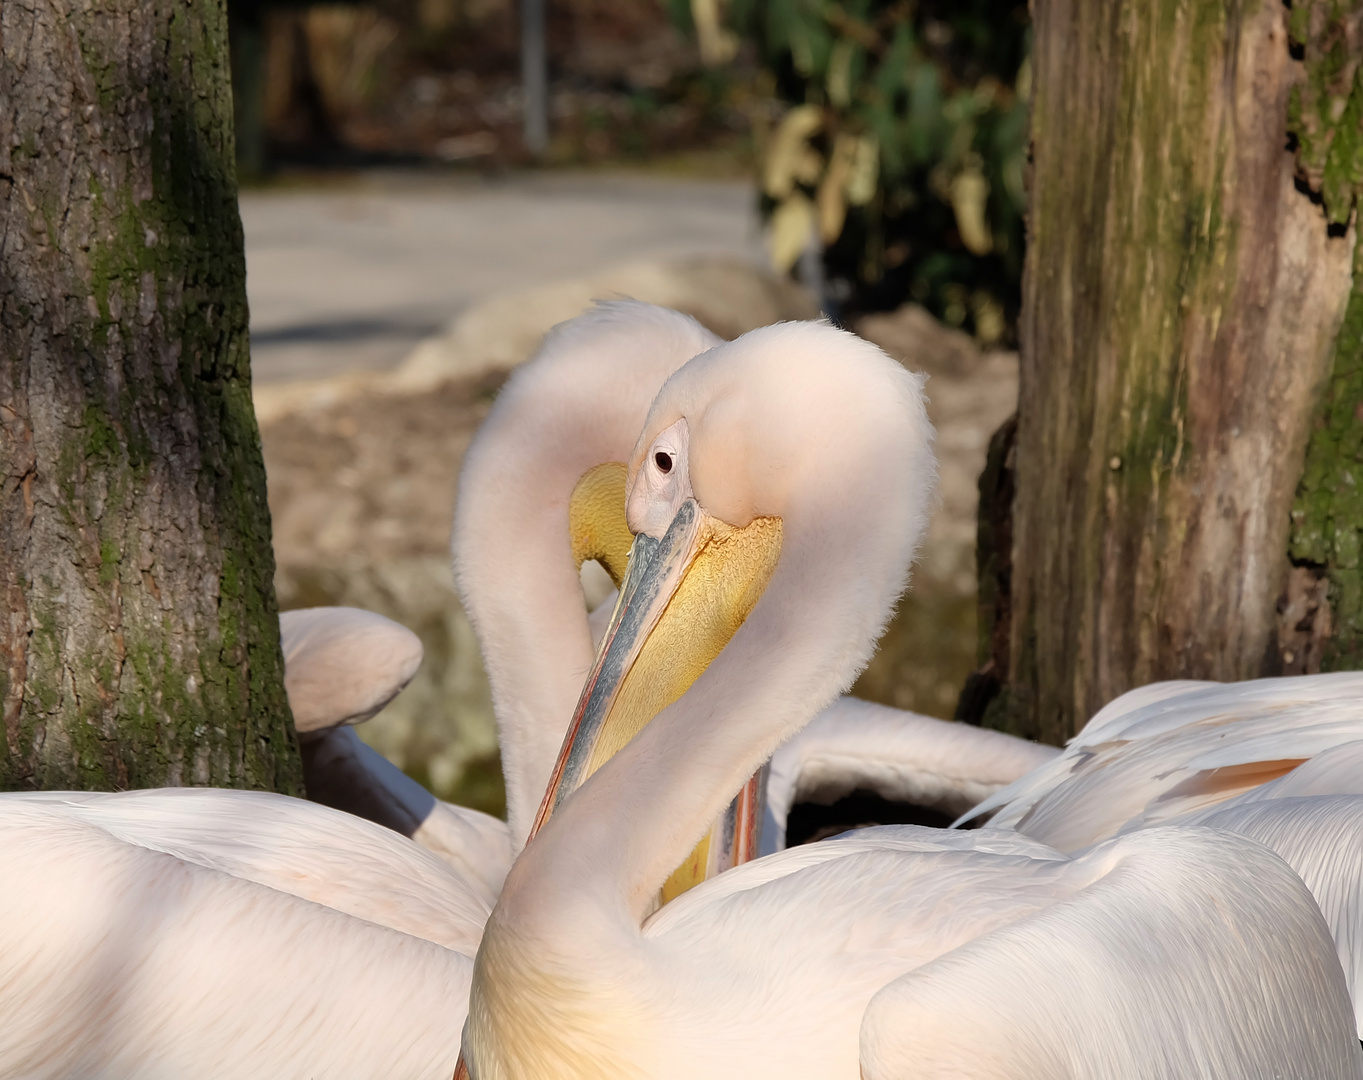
[454,452,599,846]
[453,306,720,845]
[499,495,909,929]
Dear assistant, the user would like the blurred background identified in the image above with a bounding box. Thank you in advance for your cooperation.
[241,0,1029,815]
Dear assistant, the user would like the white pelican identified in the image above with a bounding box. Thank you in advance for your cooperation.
[959,673,1363,845]
[278,302,1051,893]
[957,674,1363,1034]
[449,299,1054,871]
[282,605,512,904]
[0,786,481,1077]
[459,321,1363,1079]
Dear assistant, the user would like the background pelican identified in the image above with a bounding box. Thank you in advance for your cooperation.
[461,320,1362,1080]
[0,307,1040,1080]
[960,673,1363,844]
[956,673,1363,1034]
[282,605,513,904]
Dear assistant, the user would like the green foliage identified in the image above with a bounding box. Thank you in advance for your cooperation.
[727,0,1030,338]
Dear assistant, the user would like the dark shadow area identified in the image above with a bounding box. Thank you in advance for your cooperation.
[787,790,982,847]
[251,316,442,347]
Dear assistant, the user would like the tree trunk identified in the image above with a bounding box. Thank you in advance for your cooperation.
[981,0,1362,744]
[0,0,303,792]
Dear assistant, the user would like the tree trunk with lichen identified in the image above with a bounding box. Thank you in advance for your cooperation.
[972,0,1363,744]
[0,0,303,792]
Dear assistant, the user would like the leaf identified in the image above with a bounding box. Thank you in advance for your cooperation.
[1015,56,1032,102]
[817,136,854,242]
[827,39,855,107]
[950,163,992,255]
[845,134,878,205]
[763,104,824,197]
[769,192,816,272]
[817,132,877,242]
[972,290,1005,345]
[794,146,825,186]
[691,0,740,65]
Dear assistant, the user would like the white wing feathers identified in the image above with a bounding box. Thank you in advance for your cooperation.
[1189,792,1363,1037]
[765,698,1059,851]
[0,797,471,1080]
[280,607,424,734]
[860,827,1363,1080]
[647,824,1069,938]
[959,672,1363,850]
[4,788,490,952]
[951,679,1363,1045]
[636,824,1362,1079]
[1224,739,1363,802]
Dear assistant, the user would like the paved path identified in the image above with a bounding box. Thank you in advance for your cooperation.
[241,171,765,383]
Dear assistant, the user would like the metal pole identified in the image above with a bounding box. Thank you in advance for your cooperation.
[521,0,548,156]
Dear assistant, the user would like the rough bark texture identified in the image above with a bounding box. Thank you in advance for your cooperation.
[0,0,304,791]
[955,413,1016,725]
[991,0,1357,744]
[1286,3,1363,675]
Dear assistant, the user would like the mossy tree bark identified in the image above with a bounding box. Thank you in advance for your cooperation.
[981,0,1363,744]
[0,0,304,791]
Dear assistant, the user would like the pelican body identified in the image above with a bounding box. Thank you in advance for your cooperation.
[961,673,1363,1036]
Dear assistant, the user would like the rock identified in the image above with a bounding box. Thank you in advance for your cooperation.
[254,255,818,425]
[395,255,819,391]
[851,302,1019,592]
[854,302,986,377]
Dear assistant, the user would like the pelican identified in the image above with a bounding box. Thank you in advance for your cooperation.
[959,673,1363,845]
[2,319,1358,1079]
[956,674,1363,1033]
[459,321,1363,1079]
[0,304,1051,1080]
[282,300,1054,897]
[448,299,1053,867]
[0,310,720,1077]
[281,605,512,904]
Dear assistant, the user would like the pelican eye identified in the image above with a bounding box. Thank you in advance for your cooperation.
[654,451,673,474]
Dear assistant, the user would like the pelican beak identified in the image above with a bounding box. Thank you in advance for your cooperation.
[569,462,632,588]
[531,497,783,893]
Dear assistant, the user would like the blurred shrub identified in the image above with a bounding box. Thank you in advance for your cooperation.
[246,0,760,170]
[705,0,1030,340]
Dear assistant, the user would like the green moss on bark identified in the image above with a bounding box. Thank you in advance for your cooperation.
[1290,237,1363,667]
[1285,2,1363,670]
[1287,2,1363,226]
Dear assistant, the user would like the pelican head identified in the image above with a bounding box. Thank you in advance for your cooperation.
[531,321,937,847]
